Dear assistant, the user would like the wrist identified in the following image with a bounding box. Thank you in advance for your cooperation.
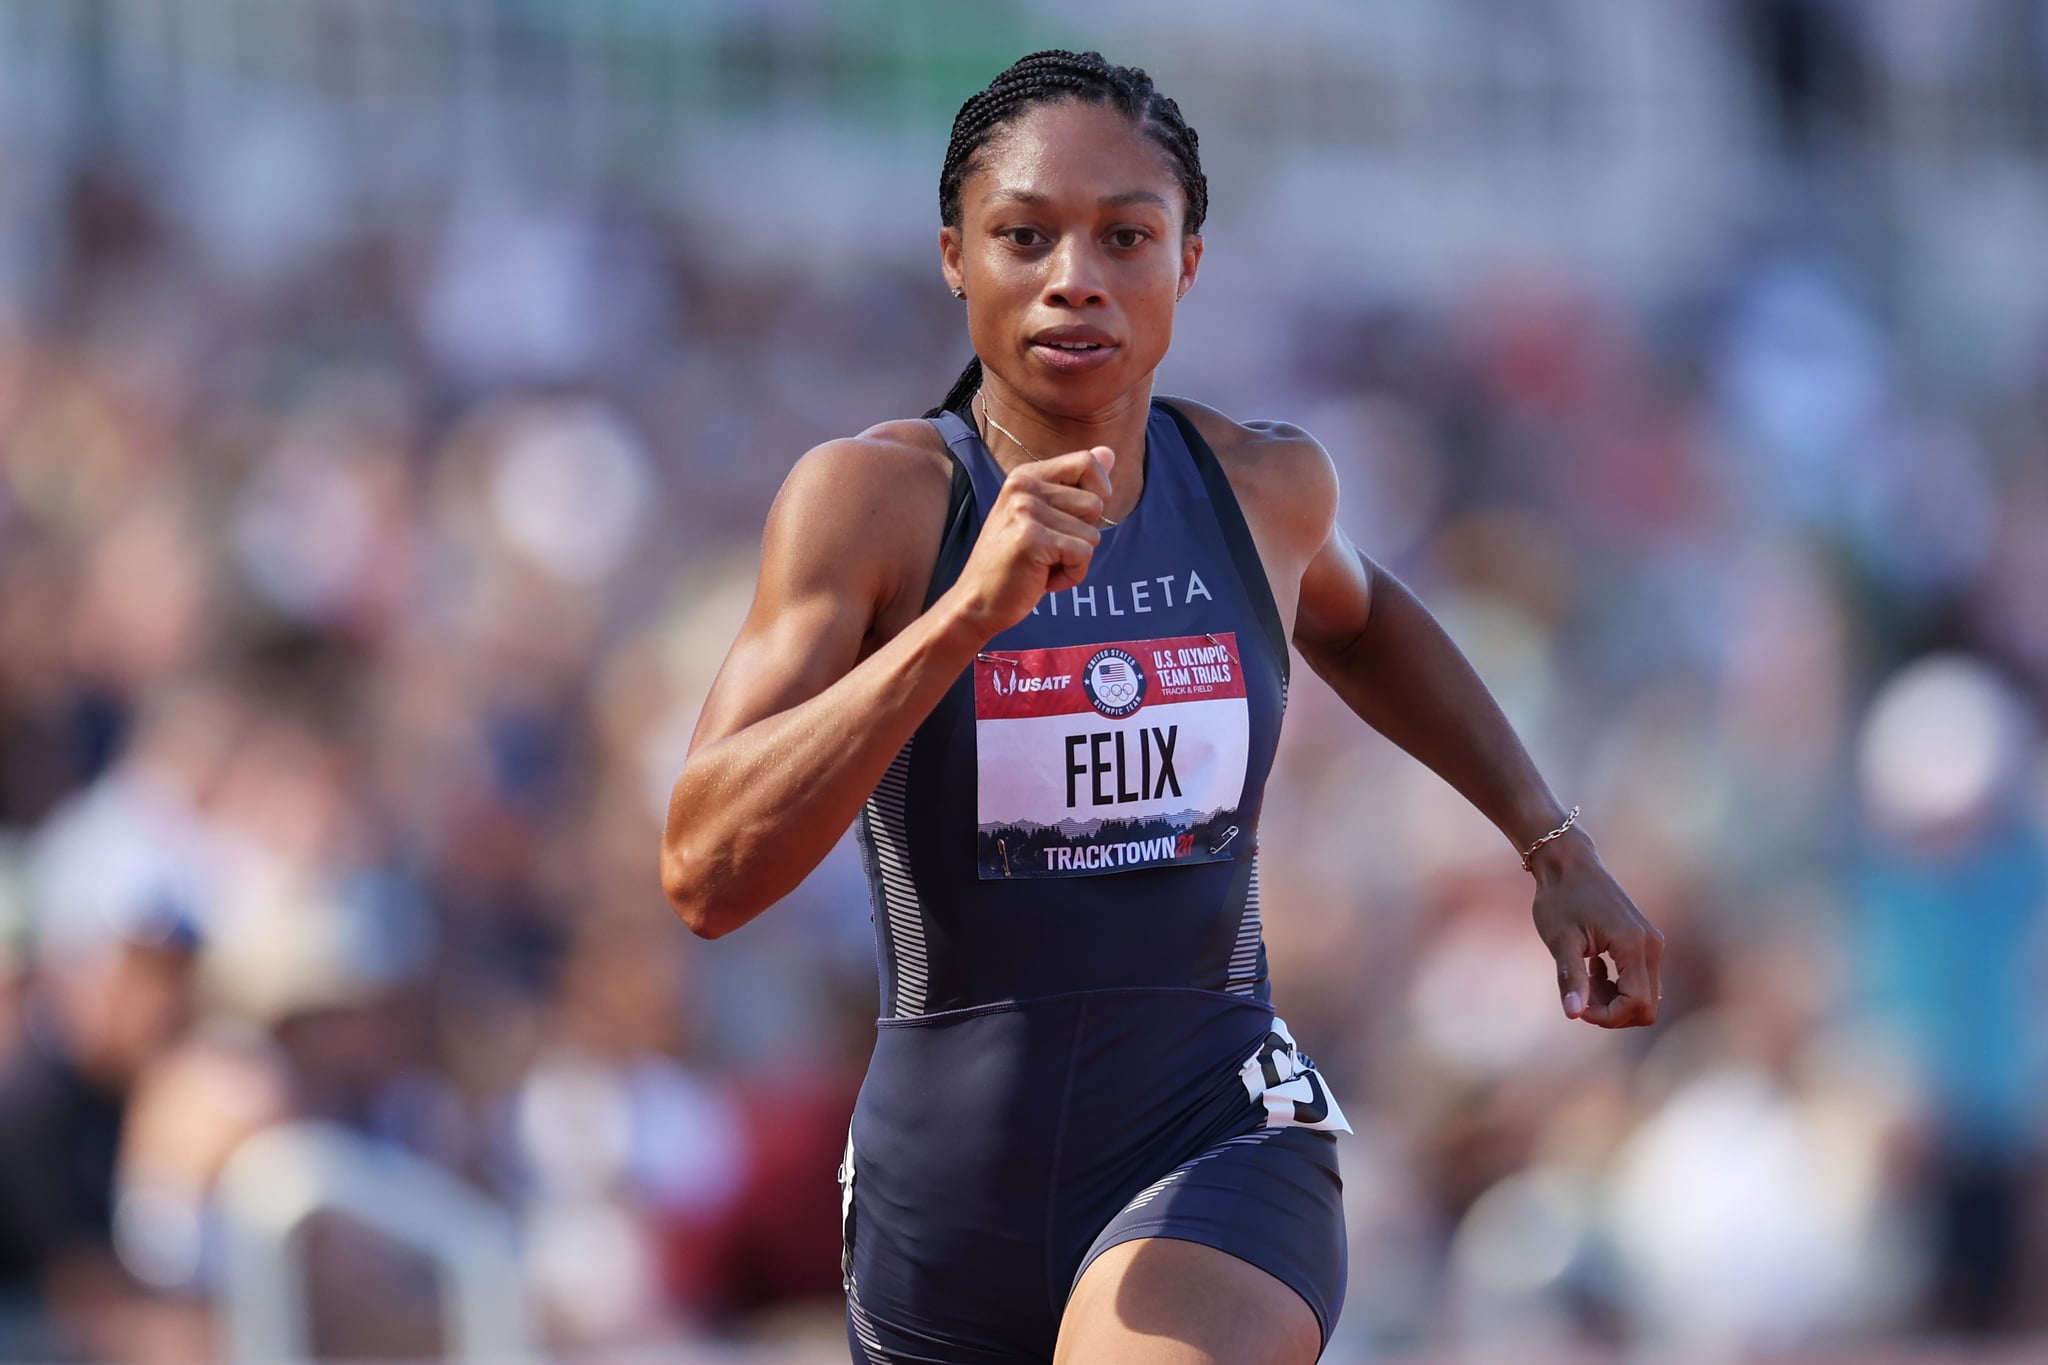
[929,583,1003,656]
[1527,823,1597,887]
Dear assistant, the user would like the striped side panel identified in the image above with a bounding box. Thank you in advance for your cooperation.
[845,1272,889,1363]
[864,741,930,1018]
[1119,1127,1286,1215]
[1223,673,1285,995]
[1224,852,1264,995]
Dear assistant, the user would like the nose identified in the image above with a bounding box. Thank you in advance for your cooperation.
[1043,236,1107,309]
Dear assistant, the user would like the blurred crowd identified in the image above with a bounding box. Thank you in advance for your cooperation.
[2,4,2047,1363]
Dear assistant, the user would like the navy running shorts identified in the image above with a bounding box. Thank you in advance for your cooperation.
[843,1105,1344,1362]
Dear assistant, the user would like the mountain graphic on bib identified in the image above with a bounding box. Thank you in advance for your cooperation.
[1040,810,1206,836]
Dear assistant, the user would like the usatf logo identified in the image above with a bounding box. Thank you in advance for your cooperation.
[990,670,1073,697]
[1081,647,1146,718]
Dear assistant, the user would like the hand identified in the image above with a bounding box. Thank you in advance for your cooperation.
[1529,832,1664,1028]
[949,446,1117,637]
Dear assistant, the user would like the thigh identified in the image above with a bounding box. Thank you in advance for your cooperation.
[1054,1126,1345,1364]
[1054,1236,1321,1365]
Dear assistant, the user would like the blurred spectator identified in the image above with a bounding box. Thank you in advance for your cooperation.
[1852,656,2048,1334]
[0,882,203,1360]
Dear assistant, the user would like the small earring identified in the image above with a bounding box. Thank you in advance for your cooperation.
[951,287,966,299]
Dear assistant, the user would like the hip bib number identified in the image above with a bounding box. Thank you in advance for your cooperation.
[973,633,1249,879]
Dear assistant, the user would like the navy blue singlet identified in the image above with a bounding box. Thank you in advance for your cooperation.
[841,401,1348,1365]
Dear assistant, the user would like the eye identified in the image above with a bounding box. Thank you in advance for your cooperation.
[1108,228,1149,250]
[1001,227,1045,248]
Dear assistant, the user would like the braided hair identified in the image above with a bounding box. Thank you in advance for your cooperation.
[928,50,1208,417]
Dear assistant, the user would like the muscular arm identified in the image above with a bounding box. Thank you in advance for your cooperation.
[1293,534,1575,859]
[660,439,976,937]
[1273,434,1662,1028]
[661,433,1115,939]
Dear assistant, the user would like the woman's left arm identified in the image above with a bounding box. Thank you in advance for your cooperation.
[1291,500,1664,1029]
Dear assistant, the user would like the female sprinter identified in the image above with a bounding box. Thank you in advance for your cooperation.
[662,50,1664,1365]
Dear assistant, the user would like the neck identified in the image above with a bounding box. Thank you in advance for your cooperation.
[974,376,1152,519]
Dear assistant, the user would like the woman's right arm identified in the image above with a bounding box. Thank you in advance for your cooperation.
[660,433,1114,938]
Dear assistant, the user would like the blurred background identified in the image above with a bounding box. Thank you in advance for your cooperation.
[1,1,2046,1362]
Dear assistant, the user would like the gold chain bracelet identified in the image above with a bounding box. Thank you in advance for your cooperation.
[1519,805,1581,872]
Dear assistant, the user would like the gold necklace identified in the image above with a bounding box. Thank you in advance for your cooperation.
[977,393,1119,528]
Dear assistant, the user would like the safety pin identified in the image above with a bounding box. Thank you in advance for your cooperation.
[1209,825,1240,855]
[976,651,1024,666]
[1203,634,1238,666]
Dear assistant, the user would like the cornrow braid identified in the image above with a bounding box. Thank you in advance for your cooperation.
[927,50,1208,418]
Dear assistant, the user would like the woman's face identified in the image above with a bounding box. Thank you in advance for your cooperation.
[942,98,1202,419]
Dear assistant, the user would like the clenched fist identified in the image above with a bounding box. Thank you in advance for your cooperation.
[950,446,1118,639]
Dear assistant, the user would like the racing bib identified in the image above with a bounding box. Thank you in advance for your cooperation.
[973,633,1249,879]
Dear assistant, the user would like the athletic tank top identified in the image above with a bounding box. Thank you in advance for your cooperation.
[858,400,1290,1008]
[849,399,1347,1205]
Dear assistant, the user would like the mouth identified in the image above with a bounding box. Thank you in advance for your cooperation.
[1028,326,1120,373]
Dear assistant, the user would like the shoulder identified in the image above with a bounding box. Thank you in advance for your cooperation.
[770,417,953,537]
[777,417,954,510]
[763,416,957,615]
[1156,395,1338,546]
[1158,395,1336,493]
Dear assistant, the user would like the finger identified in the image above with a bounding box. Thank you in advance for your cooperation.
[1070,448,1115,505]
[1089,445,1116,492]
[1032,447,1117,503]
[1577,956,1625,1027]
[994,481,1105,546]
[1026,504,1107,546]
[1029,482,1108,524]
[1034,529,1100,593]
[1551,940,1590,1021]
[1588,954,1622,1010]
[1614,932,1657,1026]
[1581,937,1655,1028]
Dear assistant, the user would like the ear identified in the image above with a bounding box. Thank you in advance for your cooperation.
[1176,234,1204,301]
[940,226,965,296]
